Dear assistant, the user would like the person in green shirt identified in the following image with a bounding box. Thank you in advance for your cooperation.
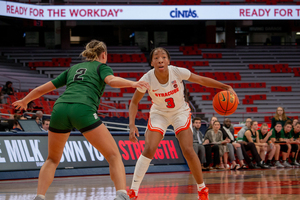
[290,121,300,165]
[258,123,280,167]
[271,106,291,129]
[243,121,270,168]
[278,121,300,167]
[292,118,298,129]
[12,40,150,200]
[272,122,291,167]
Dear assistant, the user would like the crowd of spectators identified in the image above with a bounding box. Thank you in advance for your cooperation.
[192,106,300,171]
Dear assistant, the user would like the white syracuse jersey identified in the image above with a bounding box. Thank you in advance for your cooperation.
[137,65,191,112]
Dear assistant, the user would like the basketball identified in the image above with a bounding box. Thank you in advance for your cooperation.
[213,91,238,116]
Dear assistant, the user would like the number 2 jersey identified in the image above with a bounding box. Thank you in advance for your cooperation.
[137,65,191,112]
[51,61,113,111]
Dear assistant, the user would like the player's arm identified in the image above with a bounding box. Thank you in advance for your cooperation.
[245,130,254,143]
[188,73,239,103]
[12,81,56,111]
[104,75,149,89]
[256,132,267,146]
[129,90,145,143]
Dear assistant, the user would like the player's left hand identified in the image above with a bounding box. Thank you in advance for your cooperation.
[12,100,27,111]
[129,124,140,143]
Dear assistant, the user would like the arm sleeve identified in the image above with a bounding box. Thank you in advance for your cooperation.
[136,74,149,93]
[51,69,69,88]
[203,131,209,141]
[237,127,246,138]
[99,65,114,81]
[173,66,191,80]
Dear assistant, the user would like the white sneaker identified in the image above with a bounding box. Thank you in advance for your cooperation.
[292,160,300,166]
[283,161,293,168]
[114,192,130,200]
[274,161,284,168]
[34,196,45,200]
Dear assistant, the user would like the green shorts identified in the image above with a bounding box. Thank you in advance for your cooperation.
[49,103,102,133]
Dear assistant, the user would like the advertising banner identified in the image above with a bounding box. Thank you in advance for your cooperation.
[0,134,185,171]
[0,1,300,20]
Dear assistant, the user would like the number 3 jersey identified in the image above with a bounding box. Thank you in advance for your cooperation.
[137,65,191,112]
[51,61,113,111]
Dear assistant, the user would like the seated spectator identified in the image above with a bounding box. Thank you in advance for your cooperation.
[204,121,230,169]
[243,121,270,169]
[271,107,291,129]
[192,117,219,171]
[41,119,50,132]
[27,101,43,113]
[205,116,218,135]
[258,123,280,167]
[271,123,289,167]
[277,121,300,167]
[12,114,26,131]
[35,110,44,126]
[291,122,300,163]
[31,114,40,125]
[237,118,252,140]
[1,81,14,95]
[292,118,299,129]
[221,118,247,170]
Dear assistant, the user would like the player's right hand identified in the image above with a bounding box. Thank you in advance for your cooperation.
[132,81,150,90]
[129,124,140,143]
[12,100,27,111]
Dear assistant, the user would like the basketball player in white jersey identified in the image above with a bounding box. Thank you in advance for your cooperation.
[127,47,238,200]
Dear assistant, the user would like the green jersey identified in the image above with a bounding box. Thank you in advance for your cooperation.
[243,129,257,142]
[279,129,292,139]
[272,129,282,140]
[258,129,272,142]
[51,61,113,111]
[290,128,300,140]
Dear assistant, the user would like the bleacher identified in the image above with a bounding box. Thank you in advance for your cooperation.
[1,45,300,124]
[0,46,152,123]
[166,45,300,122]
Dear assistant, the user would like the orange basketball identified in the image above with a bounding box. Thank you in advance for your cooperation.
[213,91,238,116]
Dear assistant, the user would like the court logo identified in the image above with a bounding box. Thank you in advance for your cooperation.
[170,8,198,18]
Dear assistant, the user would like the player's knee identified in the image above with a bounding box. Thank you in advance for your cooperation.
[181,146,195,159]
[105,152,122,164]
[46,157,61,166]
[143,146,157,158]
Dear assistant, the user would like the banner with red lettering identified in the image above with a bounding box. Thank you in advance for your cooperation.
[0,1,299,20]
[0,134,185,171]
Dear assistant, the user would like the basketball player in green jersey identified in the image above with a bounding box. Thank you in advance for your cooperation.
[12,40,150,200]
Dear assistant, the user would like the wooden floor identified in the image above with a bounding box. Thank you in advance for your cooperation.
[1,168,300,200]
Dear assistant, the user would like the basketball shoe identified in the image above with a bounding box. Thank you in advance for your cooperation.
[33,196,44,200]
[127,189,138,200]
[198,187,209,200]
[114,191,130,200]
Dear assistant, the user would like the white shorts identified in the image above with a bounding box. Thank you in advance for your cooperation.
[147,108,192,136]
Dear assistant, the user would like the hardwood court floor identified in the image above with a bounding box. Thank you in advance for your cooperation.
[1,168,300,200]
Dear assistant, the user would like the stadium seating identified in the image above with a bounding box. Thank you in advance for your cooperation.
[1,45,300,123]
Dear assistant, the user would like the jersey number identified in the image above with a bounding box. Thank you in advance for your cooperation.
[74,68,87,81]
[165,98,175,108]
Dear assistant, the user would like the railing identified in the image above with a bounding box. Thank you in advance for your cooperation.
[192,111,300,123]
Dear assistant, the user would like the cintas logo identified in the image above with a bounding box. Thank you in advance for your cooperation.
[170,8,198,18]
